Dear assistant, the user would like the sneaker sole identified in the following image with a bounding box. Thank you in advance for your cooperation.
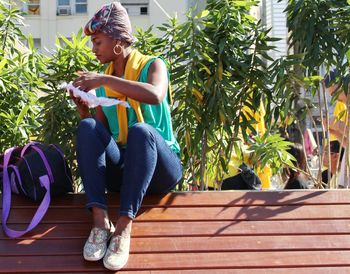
[103,258,127,271]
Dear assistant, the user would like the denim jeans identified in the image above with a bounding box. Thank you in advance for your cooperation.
[76,118,182,219]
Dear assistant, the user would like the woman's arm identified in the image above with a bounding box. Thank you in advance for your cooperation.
[95,106,108,127]
[73,59,169,105]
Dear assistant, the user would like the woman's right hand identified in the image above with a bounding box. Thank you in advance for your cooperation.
[69,90,91,119]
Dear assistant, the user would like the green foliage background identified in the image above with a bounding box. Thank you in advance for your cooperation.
[0,1,101,189]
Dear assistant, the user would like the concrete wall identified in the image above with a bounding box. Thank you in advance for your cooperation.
[19,0,190,52]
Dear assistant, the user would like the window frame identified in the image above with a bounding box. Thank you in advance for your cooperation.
[23,0,41,16]
[75,0,87,14]
[57,0,87,16]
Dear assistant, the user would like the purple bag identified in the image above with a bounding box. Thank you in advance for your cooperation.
[0,142,73,238]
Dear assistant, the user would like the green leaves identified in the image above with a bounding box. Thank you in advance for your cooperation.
[248,133,293,174]
[36,30,101,184]
[0,1,100,188]
[285,0,349,74]
[195,9,209,19]
[134,0,285,189]
[0,1,42,148]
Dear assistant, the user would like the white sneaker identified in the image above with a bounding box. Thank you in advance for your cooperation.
[83,223,115,261]
[103,235,131,271]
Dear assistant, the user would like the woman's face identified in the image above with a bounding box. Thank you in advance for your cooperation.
[91,32,117,64]
[322,147,339,171]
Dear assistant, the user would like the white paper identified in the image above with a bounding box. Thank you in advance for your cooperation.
[61,81,130,108]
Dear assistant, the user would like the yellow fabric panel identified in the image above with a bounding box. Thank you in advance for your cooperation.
[242,101,271,188]
[257,165,272,189]
[333,101,347,123]
[222,140,250,180]
[242,101,266,135]
[330,101,347,141]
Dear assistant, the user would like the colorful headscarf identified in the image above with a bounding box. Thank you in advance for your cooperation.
[84,2,134,45]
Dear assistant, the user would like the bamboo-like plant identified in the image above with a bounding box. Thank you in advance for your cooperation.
[135,0,295,190]
[281,0,350,188]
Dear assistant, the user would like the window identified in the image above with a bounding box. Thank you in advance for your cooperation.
[57,0,71,15]
[57,0,87,16]
[140,7,148,15]
[58,0,70,5]
[22,38,41,51]
[75,0,87,14]
[33,38,41,49]
[23,0,40,15]
[121,1,149,16]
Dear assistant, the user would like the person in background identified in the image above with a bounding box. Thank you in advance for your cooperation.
[284,143,309,189]
[322,140,344,187]
[323,70,348,187]
[324,69,348,145]
[208,100,271,190]
[221,163,262,190]
[69,2,182,271]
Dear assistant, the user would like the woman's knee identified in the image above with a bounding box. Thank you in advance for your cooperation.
[77,118,97,136]
[128,123,153,141]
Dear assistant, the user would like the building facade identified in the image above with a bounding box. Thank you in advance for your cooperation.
[259,0,288,61]
[17,0,202,52]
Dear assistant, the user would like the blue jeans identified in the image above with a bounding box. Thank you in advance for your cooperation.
[76,118,182,219]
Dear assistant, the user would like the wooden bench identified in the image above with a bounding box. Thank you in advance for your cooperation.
[1,190,350,273]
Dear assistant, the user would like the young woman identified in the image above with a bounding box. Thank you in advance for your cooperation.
[70,2,182,271]
[284,143,309,189]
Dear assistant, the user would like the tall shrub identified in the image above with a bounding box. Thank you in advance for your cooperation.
[36,31,101,187]
[0,0,45,149]
[282,0,350,187]
[135,0,294,189]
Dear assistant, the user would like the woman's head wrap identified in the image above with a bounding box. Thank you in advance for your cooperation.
[84,2,134,45]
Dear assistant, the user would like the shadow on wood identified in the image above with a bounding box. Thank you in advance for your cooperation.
[1,190,350,273]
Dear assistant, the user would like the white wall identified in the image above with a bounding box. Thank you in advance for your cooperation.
[264,0,288,61]
[149,0,187,27]
[19,0,190,52]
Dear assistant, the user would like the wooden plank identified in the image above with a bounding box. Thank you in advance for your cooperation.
[2,190,350,208]
[1,235,350,256]
[2,219,350,239]
[3,203,350,224]
[1,268,350,274]
[133,205,350,221]
[3,204,350,223]
[1,251,350,272]
[118,269,350,274]
[27,268,350,274]
[1,191,349,273]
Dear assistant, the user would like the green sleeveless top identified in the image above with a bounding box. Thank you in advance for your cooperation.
[95,58,180,155]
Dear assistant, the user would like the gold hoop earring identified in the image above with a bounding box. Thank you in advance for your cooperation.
[113,44,123,56]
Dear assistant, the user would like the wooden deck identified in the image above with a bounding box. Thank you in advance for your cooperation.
[1,190,350,273]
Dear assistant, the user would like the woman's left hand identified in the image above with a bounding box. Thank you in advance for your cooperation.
[72,71,105,92]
